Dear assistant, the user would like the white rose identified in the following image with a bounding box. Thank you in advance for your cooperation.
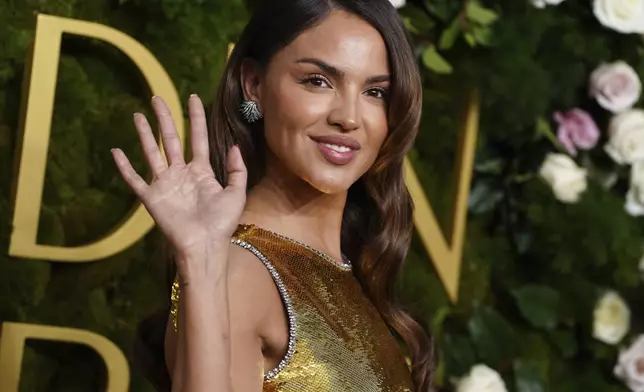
[457,364,508,392]
[593,291,630,345]
[389,0,405,8]
[538,153,588,203]
[531,0,566,8]
[605,109,644,164]
[590,61,642,113]
[594,0,644,34]
[626,161,644,216]
[614,335,644,391]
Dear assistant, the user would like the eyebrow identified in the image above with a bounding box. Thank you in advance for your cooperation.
[296,57,390,84]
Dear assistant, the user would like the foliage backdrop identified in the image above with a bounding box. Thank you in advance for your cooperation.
[1,0,644,391]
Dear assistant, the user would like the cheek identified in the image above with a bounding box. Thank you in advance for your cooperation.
[363,108,389,161]
[263,80,329,134]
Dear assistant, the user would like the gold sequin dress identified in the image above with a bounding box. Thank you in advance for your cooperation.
[171,224,414,392]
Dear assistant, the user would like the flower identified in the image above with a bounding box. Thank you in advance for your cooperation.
[614,335,644,391]
[456,364,508,392]
[389,0,405,8]
[531,0,566,8]
[593,291,630,345]
[590,61,642,113]
[538,153,588,203]
[554,109,600,156]
[605,109,644,164]
[593,0,644,34]
[626,162,644,216]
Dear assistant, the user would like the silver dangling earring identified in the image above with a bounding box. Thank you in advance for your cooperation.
[240,100,263,123]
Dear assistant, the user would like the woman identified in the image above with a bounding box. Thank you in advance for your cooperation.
[112,0,434,391]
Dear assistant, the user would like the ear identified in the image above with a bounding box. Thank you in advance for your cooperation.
[240,59,263,104]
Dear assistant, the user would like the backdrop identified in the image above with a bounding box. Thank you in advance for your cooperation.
[1,0,644,391]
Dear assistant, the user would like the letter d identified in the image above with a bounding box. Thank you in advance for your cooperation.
[10,14,184,262]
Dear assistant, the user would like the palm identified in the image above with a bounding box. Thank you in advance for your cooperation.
[146,162,243,249]
[111,95,247,261]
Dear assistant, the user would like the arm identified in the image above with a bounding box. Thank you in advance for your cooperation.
[166,245,268,392]
[175,246,232,391]
[110,95,252,392]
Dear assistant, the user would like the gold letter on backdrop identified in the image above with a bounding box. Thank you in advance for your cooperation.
[0,322,129,391]
[404,91,480,302]
[10,13,184,262]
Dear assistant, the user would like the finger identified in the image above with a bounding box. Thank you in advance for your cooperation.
[111,148,149,197]
[134,113,167,176]
[151,96,185,166]
[226,145,247,190]
[188,94,210,163]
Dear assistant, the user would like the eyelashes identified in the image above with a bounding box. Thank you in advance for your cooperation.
[300,74,389,101]
[301,74,331,88]
[366,86,389,100]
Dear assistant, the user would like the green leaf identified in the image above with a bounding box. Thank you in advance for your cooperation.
[403,17,419,34]
[468,179,503,214]
[514,359,545,392]
[430,306,451,335]
[472,25,494,46]
[424,0,451,21]
[442,333,477,377]
[466,0,499,25]
[511,286,560,330]
[464,32,477,47]
[421,46,453,74]
[468,307,517,366]
[548,330,578,358]
[439,18,461,50]
[400,5,435,34]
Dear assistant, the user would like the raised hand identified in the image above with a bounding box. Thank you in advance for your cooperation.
[111,95,246,279]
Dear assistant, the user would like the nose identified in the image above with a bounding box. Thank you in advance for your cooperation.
[328,93,361,132]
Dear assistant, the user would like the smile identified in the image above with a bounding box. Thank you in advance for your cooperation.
[320,143,354,153]
[310,135,361,166]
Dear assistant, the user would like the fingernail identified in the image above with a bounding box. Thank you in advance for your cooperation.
[190,93,198,98]
[151,96,159,101]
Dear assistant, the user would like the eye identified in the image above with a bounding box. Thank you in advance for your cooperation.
[365,87,389,100]
[302,74,331,88]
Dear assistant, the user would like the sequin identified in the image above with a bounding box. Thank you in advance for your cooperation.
[171,224,413,391]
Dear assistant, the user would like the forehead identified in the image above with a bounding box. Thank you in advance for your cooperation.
[278,11,389,75]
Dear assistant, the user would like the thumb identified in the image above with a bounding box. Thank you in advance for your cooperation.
[226,145,248,190]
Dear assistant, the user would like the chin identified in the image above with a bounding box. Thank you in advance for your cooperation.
[302,172,355,195]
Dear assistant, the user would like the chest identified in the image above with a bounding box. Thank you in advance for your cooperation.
[260,267,414,392]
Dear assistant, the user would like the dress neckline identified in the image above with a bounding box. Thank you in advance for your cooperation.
[238,223,353,270]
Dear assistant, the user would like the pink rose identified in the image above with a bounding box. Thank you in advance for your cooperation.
[614,335,644,391]
[590,61,642,113]
[554,109,600,156]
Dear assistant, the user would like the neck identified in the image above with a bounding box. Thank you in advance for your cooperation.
[240,163,347,261]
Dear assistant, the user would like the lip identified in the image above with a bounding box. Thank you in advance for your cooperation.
[310,135,361,166]
[310,135,362,150]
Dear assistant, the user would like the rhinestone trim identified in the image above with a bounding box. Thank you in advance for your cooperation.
[231,237,296,381]
[266,230,353,271]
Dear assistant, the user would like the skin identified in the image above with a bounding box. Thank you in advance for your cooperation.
[113,9,391,392]
[242,9,390,261]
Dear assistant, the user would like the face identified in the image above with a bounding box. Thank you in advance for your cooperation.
[243,10,390,194]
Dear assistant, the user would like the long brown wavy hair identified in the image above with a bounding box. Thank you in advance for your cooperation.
[135,0,435,391]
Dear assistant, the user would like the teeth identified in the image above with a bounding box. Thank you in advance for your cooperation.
[322,143,352,153]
